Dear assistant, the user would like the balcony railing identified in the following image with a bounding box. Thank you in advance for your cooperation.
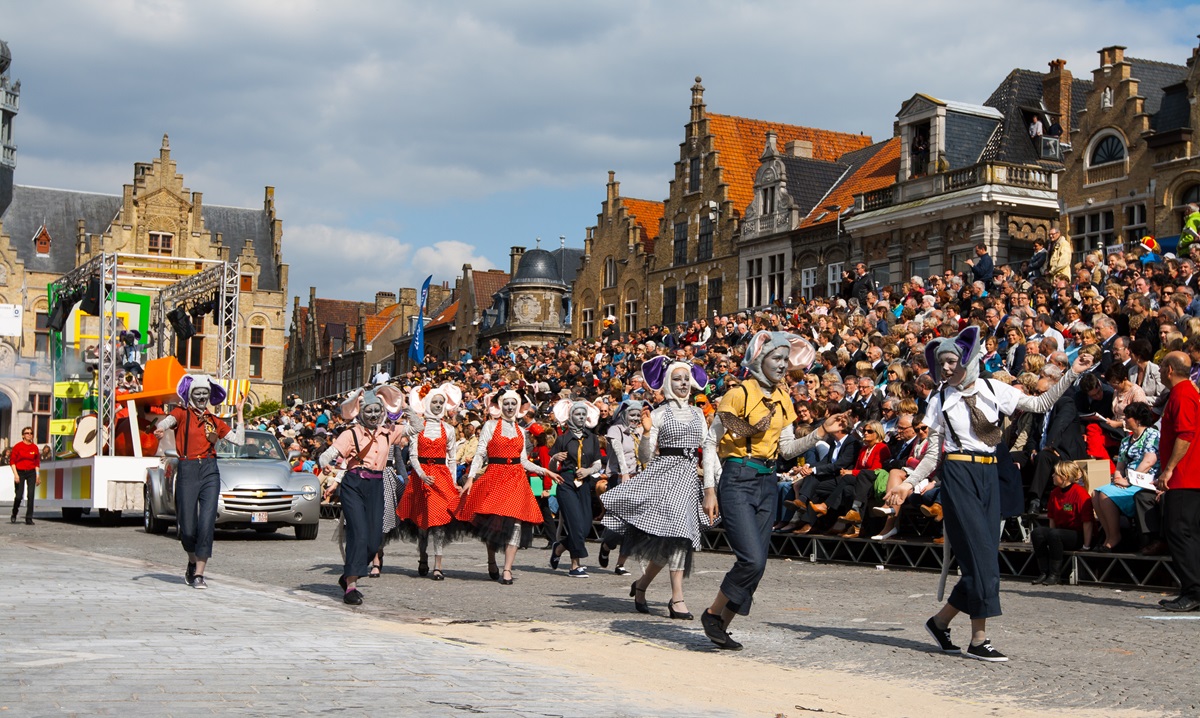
[1085,161,1126,186]
[855,161,1057,212]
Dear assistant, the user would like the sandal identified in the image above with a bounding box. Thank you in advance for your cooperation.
[499,568,514,586]
[368,563,382,578]
[431,569,445,581]
[418,557,429,577]
[630,580,649,614]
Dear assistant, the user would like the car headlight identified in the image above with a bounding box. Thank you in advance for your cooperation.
[301,485,317,500]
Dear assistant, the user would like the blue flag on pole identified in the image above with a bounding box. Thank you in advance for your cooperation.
[409,274,432,363]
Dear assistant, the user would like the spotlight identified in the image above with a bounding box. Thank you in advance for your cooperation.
[78,277,102,316]
[167,305,195,341]
[46,296,70,332]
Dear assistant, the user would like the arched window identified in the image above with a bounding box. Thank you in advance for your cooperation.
[1090,134,1125,166]
[603,256,617,289]
[1179,184,1200,207]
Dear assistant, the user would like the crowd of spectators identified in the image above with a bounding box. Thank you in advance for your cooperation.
[256,237,1200,594]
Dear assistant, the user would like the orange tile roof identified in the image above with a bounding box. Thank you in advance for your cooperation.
[426,300,459,329]
[363,315,393,343]
[799,137,900,229]
[471,269,510,311]
[620,197,664,244]
[707,113,873,213]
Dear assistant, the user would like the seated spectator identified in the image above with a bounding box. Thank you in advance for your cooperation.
[1031,461,1093,585]
[827,420,892,538]
[1092,401,1159,552]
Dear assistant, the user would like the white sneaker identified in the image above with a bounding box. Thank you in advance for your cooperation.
[871,528,899,541]
[871,506,895,516]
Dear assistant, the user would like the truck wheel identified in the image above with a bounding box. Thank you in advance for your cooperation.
[294,523,319,541]
[143,486,168,534]
[62,507,84,521]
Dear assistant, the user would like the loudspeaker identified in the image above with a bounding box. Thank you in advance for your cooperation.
[78,277,102,316]
[46,296,70,332]
[166,306,195,341]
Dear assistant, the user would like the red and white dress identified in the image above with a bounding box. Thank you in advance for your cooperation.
[396,421,460,533]
[455,418,546,548]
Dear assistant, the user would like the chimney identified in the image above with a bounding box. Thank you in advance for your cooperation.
[786,140,813,158]
[606,171,618,218]
[1043,59,1073,138]
[689,76,705,137]
[510,246,525,276]
[375,291,396,313]
[1099,45,1126,68]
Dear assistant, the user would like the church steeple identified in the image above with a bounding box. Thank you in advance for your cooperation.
[0,38,19,218]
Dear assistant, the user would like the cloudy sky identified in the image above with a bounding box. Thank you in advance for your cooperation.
[4,0,1199,303]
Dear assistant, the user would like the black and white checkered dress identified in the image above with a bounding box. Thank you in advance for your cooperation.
[600,405,709,575]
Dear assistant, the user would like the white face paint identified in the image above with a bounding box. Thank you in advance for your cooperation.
[500,397,519,421]
[428,394,446,417]
[360,403,384,429]
[569,405,589,428]
[669,368,691,400]
[938,352,966,386]
[189,387,210,412]
[762,347,791,384]
[624,406,640,425]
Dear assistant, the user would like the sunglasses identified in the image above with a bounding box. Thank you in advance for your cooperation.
[916,426,929,432]
[864,429,876,435]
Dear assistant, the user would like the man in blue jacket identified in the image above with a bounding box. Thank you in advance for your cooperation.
[965,243,994,286]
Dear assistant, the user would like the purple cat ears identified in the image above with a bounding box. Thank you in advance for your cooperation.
[176,374,226,406]
[924,325,980,383]
[641,356,708,391]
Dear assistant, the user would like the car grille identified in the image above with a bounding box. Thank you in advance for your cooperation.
[221,489,297,513]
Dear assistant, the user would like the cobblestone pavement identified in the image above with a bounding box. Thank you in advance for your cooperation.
[2,509,1197,716]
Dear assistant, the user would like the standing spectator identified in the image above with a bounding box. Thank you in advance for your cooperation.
[965,243,994,287]
[1048,227,1072,282]
[1157,352,1200,612]
[1027,238,1048,281]
[10,426,41,525]
[1028,115,1044,139]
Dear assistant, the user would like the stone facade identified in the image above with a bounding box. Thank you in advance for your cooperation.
[573,171,661,339]
[1059,45,1197,258]
[846,68,1071,285]
[0,130,288,448]
[477,245,581,348]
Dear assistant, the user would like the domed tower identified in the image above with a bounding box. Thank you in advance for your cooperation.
[0,38,19,218]
[499,245,571,346]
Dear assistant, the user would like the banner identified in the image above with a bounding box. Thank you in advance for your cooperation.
[408,275,433,363]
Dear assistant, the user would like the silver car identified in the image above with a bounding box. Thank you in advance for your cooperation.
[144,429,320,540]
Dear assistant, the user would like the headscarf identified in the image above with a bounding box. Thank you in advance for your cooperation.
[924,325,983,391]
[552,398,599,437]
[175,374,227,407]
[641,356,706,404]
[613,400,645,429]
[340,385,405,421]
[741,331,815,386]
[407,382,463,420]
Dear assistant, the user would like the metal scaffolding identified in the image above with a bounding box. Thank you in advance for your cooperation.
[156,261,241,380]
[46,253,241,457]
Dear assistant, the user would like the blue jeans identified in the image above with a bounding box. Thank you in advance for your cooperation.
[176,458,220,560]
[717,460,777,616]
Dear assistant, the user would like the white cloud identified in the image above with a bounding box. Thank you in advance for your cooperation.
[284,225,492,301]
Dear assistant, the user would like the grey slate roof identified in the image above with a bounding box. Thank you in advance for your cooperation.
[982,69,1051,168]
[202,204,280,291]
[1127,58,1188,118]
[0,185,121,275]
[0,185,281,291]
[779,156,849,216]
[944,112,1001,169]
[1154,82,1189,133]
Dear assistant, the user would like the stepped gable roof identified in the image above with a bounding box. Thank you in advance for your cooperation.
[202,204,280,291]
[1,185,121,274]
[778,155,850,217]
[620,196,663,251]
[800,138,900,229]
[706,113,872,213]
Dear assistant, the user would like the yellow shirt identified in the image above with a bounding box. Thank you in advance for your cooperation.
[716,380,797,461]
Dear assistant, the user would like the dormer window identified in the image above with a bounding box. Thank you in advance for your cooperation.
[32,225,51,256]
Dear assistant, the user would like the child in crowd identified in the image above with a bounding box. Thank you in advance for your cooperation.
[1030,461,1094,585]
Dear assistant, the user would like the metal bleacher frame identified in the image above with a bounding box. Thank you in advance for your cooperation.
[312,506,1179,591]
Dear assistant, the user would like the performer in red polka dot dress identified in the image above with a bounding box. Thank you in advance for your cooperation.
[457,389,560,585]
[397,383,463,580]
